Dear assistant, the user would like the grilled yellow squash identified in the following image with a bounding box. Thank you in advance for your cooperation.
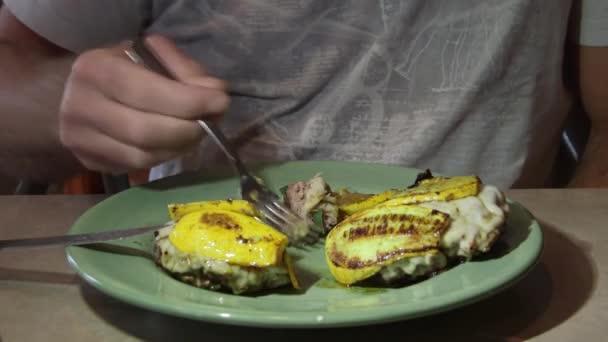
[325,205,450,285]
[169,208,288,267]
[380,175,482,207]
[335,175,481,218]
[336,189,399,216]
[168,199,260,222]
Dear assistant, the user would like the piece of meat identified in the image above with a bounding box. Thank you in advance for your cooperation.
[284,174,329,218]
[283,174,342,232]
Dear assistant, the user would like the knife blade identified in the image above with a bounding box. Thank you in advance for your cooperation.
[0,222,171,250]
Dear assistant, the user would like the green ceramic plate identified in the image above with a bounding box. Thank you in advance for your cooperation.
[66,160,542,328]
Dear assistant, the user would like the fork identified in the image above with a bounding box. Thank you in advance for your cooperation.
[124,38,322,245]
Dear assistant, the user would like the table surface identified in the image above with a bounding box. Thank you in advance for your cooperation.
[1,190,607,341]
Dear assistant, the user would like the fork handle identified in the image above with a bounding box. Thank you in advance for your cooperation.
[197,120,250,177]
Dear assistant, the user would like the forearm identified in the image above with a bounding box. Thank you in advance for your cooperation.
[569,126,608,187]
[567,44,608,188]
[0,41,81,181]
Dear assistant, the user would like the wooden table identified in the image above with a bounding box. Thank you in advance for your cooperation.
[1,190,607,341]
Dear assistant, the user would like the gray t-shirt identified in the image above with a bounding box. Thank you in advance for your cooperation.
[5,0,608,188]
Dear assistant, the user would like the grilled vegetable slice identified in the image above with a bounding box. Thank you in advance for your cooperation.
[380,175,482,207]
[168,199,259,222]
[336,189,399,216]
[325,205,450,285]
[169,209,287,267]
[334,175,481,220]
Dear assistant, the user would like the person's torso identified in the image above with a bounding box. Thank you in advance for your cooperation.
[147,0,574,188]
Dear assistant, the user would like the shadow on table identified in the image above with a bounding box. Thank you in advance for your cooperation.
[79,222,596,342]
[506,221,597,339]
[423,221,597,341]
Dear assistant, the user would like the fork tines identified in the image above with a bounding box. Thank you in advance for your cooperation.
[255,200,323,246]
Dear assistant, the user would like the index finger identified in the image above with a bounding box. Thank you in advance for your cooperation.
[144,35,228,90]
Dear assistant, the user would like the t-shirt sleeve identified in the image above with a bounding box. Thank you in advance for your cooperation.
[576,0,608,46]
[3,0,150,53]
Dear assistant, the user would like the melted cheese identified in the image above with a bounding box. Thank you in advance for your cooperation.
[419,185,509,259]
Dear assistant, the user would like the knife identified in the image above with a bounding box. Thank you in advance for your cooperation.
[0,222,170,250]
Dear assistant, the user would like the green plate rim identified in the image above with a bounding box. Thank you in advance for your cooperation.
[65,160,544,328]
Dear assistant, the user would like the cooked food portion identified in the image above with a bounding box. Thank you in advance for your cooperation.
[283,174,339,232]
[371,175,508,259]
[156,170,509,292]
[154,202,299,294]
[284,170,510,286]
[325,205,450,285]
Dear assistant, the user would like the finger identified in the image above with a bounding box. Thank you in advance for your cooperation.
[71,49,229,119]
[144,35,206,80]
[67,84,203,150]
[62,124,183,173]
[184,76,229,90]
[144,35,228,90]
